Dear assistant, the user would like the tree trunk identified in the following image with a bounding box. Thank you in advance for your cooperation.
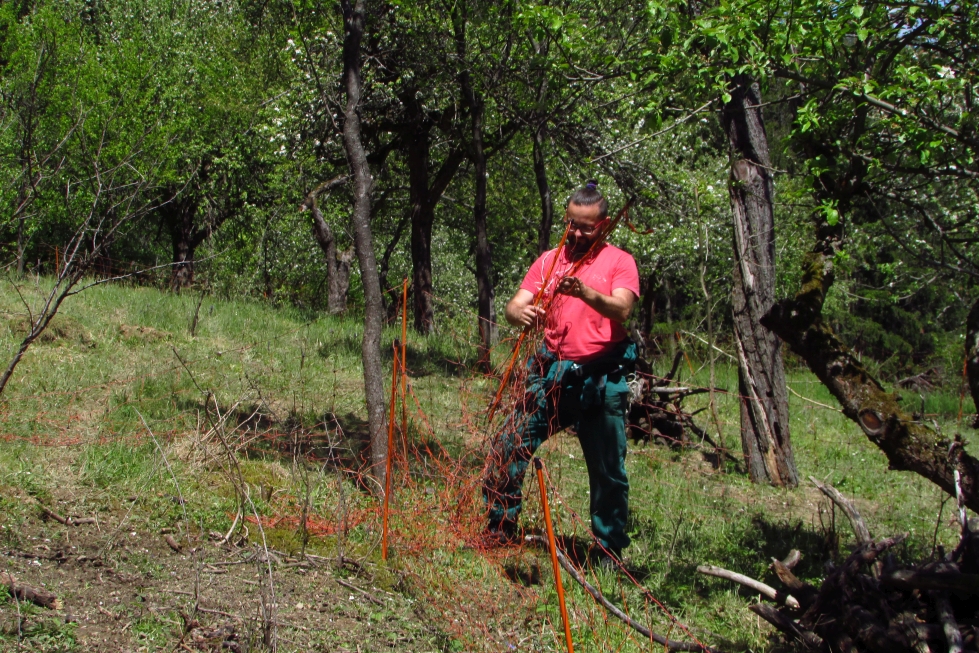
[330,248,354,313]
[402,91,465,334]
[455,9,496,372]
[341,0,388,487]
[402,91,437,334]
[533,124,554,254]
[171,236,195,290]
[311,206,353,314]
[966,298,979,428]
[472,106,496,371]
[168,198,198,291]
[162,191,213,292]
[758,98,979,511]
[16,214,26,276]
[378,212,411,321]
[303,176,353,314]
[721,75,797,487]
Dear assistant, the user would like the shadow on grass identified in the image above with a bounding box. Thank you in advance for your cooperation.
[394,341,478,377]
[642,514,829,606]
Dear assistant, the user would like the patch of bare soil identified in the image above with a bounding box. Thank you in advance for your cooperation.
[0,489,445,652]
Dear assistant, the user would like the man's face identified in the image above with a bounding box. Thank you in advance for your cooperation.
[565,202,607,254]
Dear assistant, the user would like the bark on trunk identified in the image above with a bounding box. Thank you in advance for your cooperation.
[533,124,554,255]
[455,10,496,372]
[722,75,797,487]
[966,298,979,428]
[405,106,436,334]
[402,91,465,334]
[341,0,388,487]
[172,235,196,290]
[303,178,353,314]
[167,195,199,291]
[761,236,979,513]
[311,207,353,314]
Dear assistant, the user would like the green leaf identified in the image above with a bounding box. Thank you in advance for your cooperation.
[820,200,840,226]
[856,27,869,42]
[851,5,864,19]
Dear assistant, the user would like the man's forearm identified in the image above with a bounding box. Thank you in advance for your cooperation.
[578,286,631,323]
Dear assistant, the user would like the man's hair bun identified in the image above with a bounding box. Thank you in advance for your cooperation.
[568,180,608,217]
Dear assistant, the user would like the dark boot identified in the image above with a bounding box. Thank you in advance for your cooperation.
[483,520,520,547]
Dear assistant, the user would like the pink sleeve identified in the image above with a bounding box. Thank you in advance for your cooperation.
[611,251,641,297]
[519,252,550,295]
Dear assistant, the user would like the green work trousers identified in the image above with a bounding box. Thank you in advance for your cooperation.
[482,342,636,551]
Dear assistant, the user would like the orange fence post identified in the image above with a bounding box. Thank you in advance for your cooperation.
[382,342,400,561]
[534,458,574,653]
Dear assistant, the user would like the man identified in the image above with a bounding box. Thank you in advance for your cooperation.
[482,181,640,564]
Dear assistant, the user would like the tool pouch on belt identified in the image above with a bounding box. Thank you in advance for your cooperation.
[531,340,639,409]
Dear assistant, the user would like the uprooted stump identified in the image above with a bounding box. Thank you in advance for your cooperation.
[699,479,979,652]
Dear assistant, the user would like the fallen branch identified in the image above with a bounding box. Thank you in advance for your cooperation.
[880,569,979,596]
[336,579,384,606]
[525,536,716,652]
[770,558,817,610]
[39,506,97,527]
[748,603,823,650]
[650,386,713,397]
[40,506,69,525]
[932,592,964,653]
[697,565,800,609]
[164,534,183,553]
[2,572,63,609]
[780,549,802,570]
[810,476,872,545]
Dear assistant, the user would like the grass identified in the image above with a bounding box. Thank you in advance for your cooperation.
[0,275,975,652]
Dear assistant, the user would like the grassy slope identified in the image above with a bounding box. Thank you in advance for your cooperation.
[0,278,974,652]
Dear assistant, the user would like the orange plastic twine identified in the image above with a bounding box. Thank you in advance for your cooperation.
[487,219,572,422]
[488,198,635,423]
[535,458,574,653]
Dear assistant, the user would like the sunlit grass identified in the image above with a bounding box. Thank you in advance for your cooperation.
[0,277,973,652]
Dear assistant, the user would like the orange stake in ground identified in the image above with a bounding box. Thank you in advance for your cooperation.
[535,458,574,653]
[382,341,400,561]
[400,279,409,456]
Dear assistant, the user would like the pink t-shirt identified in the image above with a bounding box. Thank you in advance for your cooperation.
[520,244,640,363]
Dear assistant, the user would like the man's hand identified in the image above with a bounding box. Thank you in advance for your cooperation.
[556,276,636,324]
[511,303,545,328]
[555,276,585,298]
[505,289,544,328]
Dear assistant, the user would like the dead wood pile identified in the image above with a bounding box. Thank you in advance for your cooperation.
[628,350,716,447]
[700,477,979,652]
